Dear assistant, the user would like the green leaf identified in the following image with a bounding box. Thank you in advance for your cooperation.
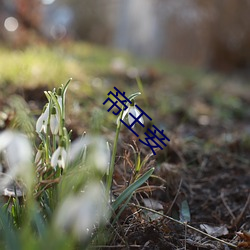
[112,193,133,224]
[127,92,141,101]
[112,167,154,211]
[179,199,191,222]
[32,209,46,237]
[0,207,21,250]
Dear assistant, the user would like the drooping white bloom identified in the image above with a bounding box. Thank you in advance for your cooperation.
[51,145,67,169]
[54,182,109,240]
[36,103,50,133]
[117,104,144,128]
[50,106,60,135]
[90,137,110,173]
[67,135,110,173]
[0,130,33,190]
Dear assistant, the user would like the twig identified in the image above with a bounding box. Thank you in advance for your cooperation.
[233,192,250,227]
[89,245,141,248]
[184,221,187,250]
[129,203,237,249]
[166,178,183,215]
[221,190,236,221]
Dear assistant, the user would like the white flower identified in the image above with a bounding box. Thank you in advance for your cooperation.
[36,104,50,134]
[67,135,110,173]
[51,145,67,169]
[0,130,33,190]
[35,144,43,164]
[54,182,109,240]
[50,106,60,135]
[90,137,110,173]
[117,104,144,128]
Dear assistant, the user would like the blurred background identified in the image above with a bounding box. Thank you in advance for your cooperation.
[0,2,250,247]
[1,0,250,72]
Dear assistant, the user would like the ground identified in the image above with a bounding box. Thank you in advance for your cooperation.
[0,42,249,249]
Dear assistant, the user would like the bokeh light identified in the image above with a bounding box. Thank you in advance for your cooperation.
[4,17,19,32]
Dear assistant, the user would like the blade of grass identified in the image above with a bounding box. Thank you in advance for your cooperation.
[0,208,21,250]
[112,167,154,211]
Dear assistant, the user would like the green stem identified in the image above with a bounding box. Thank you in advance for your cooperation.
[106,115,122,197]
[52,134,56,152]
[61,78,71,127]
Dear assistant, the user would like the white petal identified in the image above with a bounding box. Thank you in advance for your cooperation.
[116,108,128,124]
[128,107,137,126]
[44,104,50,118]
[0,131,33,190]
[5,133,32,170]
[67,137,88,163]
[92,138,110,173]
[51,147,61,168]
[55,182,109,240]
[36,113,45,133]
[41,121,48,133]
[121,108,129,120]
[59,148,67,169]
[135,107,144,124]
[50,114,59,135]
[0,130,14,151]
[36,104,49,134]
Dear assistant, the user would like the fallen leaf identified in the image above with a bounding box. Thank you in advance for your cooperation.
[237,231,250,248]
[200,224,229,237]
[143,198,163,211]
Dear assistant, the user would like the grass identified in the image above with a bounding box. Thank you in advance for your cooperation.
[0,42,132,87]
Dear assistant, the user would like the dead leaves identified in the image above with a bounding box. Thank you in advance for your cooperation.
[237,231,250,248]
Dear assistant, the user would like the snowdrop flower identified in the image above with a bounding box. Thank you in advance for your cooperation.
[36,103,50,133]
[35,144,43,165]
[54,182,109,240]
[67,135,110,173]
[51,143,67,169]
[56,87,63,111]
[117,103,144,128]
[50,106,60,135]
[89,137,110,173]
[0,130,33,190]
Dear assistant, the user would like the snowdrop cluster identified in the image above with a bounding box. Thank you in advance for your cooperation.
[35,85,67,171]
[35,80,111,178]
[34,80,111,241]
[36,92,61,136]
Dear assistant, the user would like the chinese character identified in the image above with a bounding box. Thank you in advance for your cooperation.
[139,125,170,155]
[103,87,131,115]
